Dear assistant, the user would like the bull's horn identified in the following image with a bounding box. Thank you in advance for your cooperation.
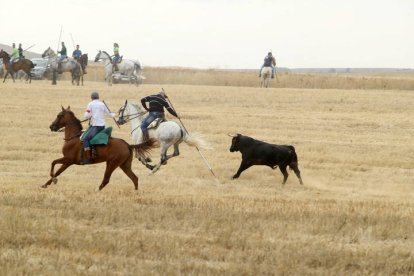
[227,133,238,137]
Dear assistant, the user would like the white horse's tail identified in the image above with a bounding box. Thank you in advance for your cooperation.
[183,131,210,149]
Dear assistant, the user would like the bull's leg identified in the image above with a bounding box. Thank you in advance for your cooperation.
[232,161,253,179]
[290,164,303,185]
[279,165,289,184]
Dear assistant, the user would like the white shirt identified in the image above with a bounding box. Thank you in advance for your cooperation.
[84,100,115,126]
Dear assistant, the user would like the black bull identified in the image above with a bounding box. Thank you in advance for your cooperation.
[229,134,303,185]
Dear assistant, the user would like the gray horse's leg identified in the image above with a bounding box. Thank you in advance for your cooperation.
[151,142,171,174]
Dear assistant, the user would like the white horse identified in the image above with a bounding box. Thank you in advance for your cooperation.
[117,100,207,173]
[94,50,143,86]
[260,66,273,88]
[41,47,83,85]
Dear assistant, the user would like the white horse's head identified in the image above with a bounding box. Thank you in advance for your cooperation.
[117,100,147,125]
[94,50,112,62]
[42,47,56,58]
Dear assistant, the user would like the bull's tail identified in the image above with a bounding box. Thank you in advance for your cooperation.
[287,145,298,170]
[129,138,156,160]
[30,60,35,68]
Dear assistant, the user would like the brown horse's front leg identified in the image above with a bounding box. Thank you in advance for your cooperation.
[42,158,73,188]
[3,71,9,83]
[49,157,68,177]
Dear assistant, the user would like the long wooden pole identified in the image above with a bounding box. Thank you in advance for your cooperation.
[162,88,218,179]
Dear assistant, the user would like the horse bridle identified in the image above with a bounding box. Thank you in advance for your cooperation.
[117,103,146,125]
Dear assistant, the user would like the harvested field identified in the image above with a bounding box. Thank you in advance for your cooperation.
[0,73,413,274]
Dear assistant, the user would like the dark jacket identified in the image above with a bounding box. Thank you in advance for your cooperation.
[141,93,178,117]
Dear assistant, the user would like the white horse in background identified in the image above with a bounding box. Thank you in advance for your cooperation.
[94,50,143,86]
[117,100,207,173]
[260,66,273,88]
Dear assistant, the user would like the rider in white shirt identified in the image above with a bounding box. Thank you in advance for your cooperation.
[83,91,115,162]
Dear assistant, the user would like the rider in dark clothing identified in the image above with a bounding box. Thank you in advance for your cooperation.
[57,42,67,73]
[140,90,178,141]
[259,52,276,78]
[18,43,24,59]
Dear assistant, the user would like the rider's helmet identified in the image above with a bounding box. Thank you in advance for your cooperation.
[114,43,119,47]
[268,52,272,56]
[91,91,99,100]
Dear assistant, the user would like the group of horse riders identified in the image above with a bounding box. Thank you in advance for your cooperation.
[82,89,177,164]
[80,49,275,163]
[55,41,122,74]
[54,42,87,74]
[9,43,24,64]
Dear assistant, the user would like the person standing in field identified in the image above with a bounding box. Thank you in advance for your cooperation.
[140,90,178,141]
[259,52,276,79]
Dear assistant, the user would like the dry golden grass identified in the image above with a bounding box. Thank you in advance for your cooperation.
[71,63,414,90]
[0,73,413,274]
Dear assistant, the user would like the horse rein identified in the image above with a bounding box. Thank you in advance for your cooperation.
[118,104,147,134]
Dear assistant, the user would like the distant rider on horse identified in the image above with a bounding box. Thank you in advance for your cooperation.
[57,42,67,73]
[112,43,120,72]
[259,52,276,79]
[10,43,19,65]
[72,45,87,74]
[72,44,82,61]
[83,91,116,163]
[140,90,178,141]
[18,43,24,59]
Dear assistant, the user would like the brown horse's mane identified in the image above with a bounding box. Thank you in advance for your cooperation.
[65,110,83,130]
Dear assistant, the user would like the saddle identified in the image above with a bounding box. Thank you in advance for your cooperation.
[147,118,165,129]
[80,127,113,164]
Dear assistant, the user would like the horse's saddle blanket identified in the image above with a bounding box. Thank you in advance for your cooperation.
[80,127,113,145]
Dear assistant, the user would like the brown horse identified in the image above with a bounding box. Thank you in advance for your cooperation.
[77,53,88,74]
[0,49,35,83]
[42,106,156,191]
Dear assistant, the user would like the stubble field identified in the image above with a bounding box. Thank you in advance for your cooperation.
[0,70,413,275]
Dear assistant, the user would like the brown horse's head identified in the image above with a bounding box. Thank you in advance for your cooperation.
[50,106,79,132]
[0,49,9,60]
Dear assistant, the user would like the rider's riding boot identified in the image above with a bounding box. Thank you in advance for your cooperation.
[82,149,92,164]
[58,62,62,74]
[271,75,274,79]
[142,130,149,142]
[114,64,119,72]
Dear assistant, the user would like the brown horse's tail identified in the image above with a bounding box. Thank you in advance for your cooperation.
[129,138,156,160]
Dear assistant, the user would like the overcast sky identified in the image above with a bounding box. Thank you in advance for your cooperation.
[1,0,412,69]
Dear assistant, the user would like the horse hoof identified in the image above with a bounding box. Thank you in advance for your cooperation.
[95,187,100,192]
[52,178,58,184]
[40,184,47,189]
